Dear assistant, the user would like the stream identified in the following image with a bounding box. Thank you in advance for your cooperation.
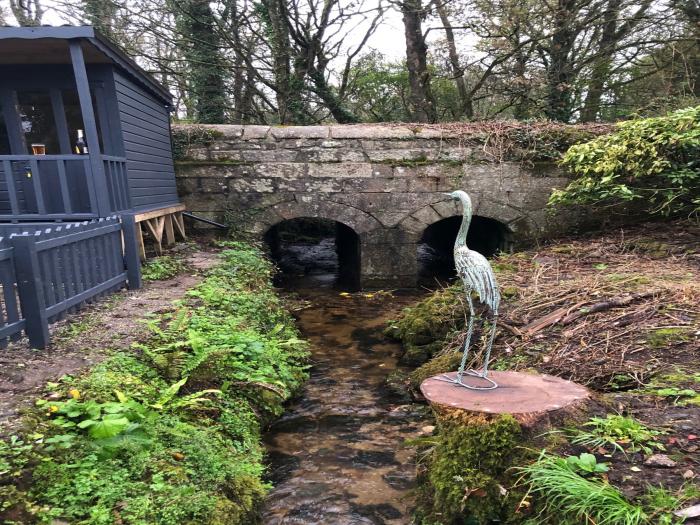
[261,239,428,524]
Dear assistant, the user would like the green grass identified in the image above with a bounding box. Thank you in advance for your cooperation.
[0,242,309,524]
[521,453,647,525]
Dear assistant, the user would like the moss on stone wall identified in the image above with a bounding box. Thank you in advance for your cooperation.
[171,126,224,160]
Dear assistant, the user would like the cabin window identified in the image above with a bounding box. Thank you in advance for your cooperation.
[63,89,85,152]
[17,91,60,154]
[62,89,104,153]
[10,89,104,155]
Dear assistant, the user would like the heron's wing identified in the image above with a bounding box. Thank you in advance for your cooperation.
[455,247,500,311]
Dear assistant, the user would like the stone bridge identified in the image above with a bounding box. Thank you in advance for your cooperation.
[174,124,588,287]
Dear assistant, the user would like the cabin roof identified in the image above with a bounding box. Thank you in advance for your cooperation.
[0,25,172,105]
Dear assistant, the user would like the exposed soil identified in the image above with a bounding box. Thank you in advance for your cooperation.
[0,246,220,436]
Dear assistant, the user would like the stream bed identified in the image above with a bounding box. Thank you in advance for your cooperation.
[261,245,428,524]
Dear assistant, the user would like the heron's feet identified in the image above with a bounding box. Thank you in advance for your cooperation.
[436,371,498,390]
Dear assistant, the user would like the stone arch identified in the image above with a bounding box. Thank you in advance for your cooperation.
[246,198,382,237]
[397,195,524,238]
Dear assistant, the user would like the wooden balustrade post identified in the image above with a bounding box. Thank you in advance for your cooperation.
[121,214,142,289]
[69,40,112,217]
[11,232,50,348]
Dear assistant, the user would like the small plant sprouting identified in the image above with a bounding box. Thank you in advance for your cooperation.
[569,414,665,455]
[564,452,609,475]
[141,255,186,281]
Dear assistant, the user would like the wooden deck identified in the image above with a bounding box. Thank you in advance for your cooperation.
[133,203,186,259]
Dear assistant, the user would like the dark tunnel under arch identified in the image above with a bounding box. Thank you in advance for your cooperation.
[418,215,512,284]
[263,217,361,289]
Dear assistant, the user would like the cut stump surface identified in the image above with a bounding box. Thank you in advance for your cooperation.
[421,371,590,426]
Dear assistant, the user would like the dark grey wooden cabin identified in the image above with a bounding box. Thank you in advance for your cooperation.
[0,26,180,223]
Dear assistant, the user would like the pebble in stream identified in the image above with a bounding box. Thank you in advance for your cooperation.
[262,275,426,525]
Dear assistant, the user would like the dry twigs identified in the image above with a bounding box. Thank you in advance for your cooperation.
[490,220,700,388]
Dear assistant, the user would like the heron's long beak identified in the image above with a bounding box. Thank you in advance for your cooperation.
[442,192,452,197]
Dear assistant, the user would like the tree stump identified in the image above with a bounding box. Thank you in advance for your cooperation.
[420,370,590,427]
[415,371,592,523]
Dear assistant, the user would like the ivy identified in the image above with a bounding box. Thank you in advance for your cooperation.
[171,126,224,161]
[550,106,700,216]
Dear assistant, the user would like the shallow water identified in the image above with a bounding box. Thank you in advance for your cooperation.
[262,257,427,524]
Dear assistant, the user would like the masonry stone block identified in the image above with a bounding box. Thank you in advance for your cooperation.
[252,163,308,178]
[270,126,329,139]
[307,163,372,178]
[302,149,368,162]
[241,126,271,139]
[240,149,298,162]
[330,125,414,139]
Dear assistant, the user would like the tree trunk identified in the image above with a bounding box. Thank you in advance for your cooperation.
[176,0,227,124]
[580,0,621,122]
[261,0,308,124]
[82,0,118,40]
[9,0,43,25]
[436,3,472,119]
[544,0,577,122]
[309,66,360,123]
[512,50,531,120]
[401,0,438,123]
[673,0,700,97]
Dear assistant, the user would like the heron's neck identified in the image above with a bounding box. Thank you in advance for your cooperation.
[455,196,472,251]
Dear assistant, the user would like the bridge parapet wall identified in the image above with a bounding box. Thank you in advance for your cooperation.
[174,124,598,287]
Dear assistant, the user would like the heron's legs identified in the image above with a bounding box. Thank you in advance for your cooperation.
[456,289,475,381]
[480,311,499,377]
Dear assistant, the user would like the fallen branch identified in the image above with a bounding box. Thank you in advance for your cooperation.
[521,302,587,336]
[560,292,655,325]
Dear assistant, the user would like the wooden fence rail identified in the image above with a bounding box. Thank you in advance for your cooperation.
[0,215,141,348]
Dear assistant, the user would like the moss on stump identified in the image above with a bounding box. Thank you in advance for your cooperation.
[415,410,524,524]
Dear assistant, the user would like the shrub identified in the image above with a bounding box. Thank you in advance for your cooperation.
[550,106,700,217]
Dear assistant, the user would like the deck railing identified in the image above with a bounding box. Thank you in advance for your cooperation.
[0,154,130,220]
[0,215,142,348]
[103,155,131,212]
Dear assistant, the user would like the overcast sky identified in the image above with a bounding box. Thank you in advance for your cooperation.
[37,0,464,65]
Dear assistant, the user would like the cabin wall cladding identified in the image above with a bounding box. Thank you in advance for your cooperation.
[174,124,601,287]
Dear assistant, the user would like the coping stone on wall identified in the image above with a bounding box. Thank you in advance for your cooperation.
[329,125,416,139]
[269,126,330,139]
[242,126,271,139]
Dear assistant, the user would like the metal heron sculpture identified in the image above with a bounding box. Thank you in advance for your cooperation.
[439,190,501,390]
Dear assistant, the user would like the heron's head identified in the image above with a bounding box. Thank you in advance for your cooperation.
[443,190,469,202]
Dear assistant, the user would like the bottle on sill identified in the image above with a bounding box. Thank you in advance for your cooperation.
[74,129,89,155]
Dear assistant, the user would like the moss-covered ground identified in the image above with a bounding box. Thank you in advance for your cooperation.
[388,220,700,524]
[0,242,309,524]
